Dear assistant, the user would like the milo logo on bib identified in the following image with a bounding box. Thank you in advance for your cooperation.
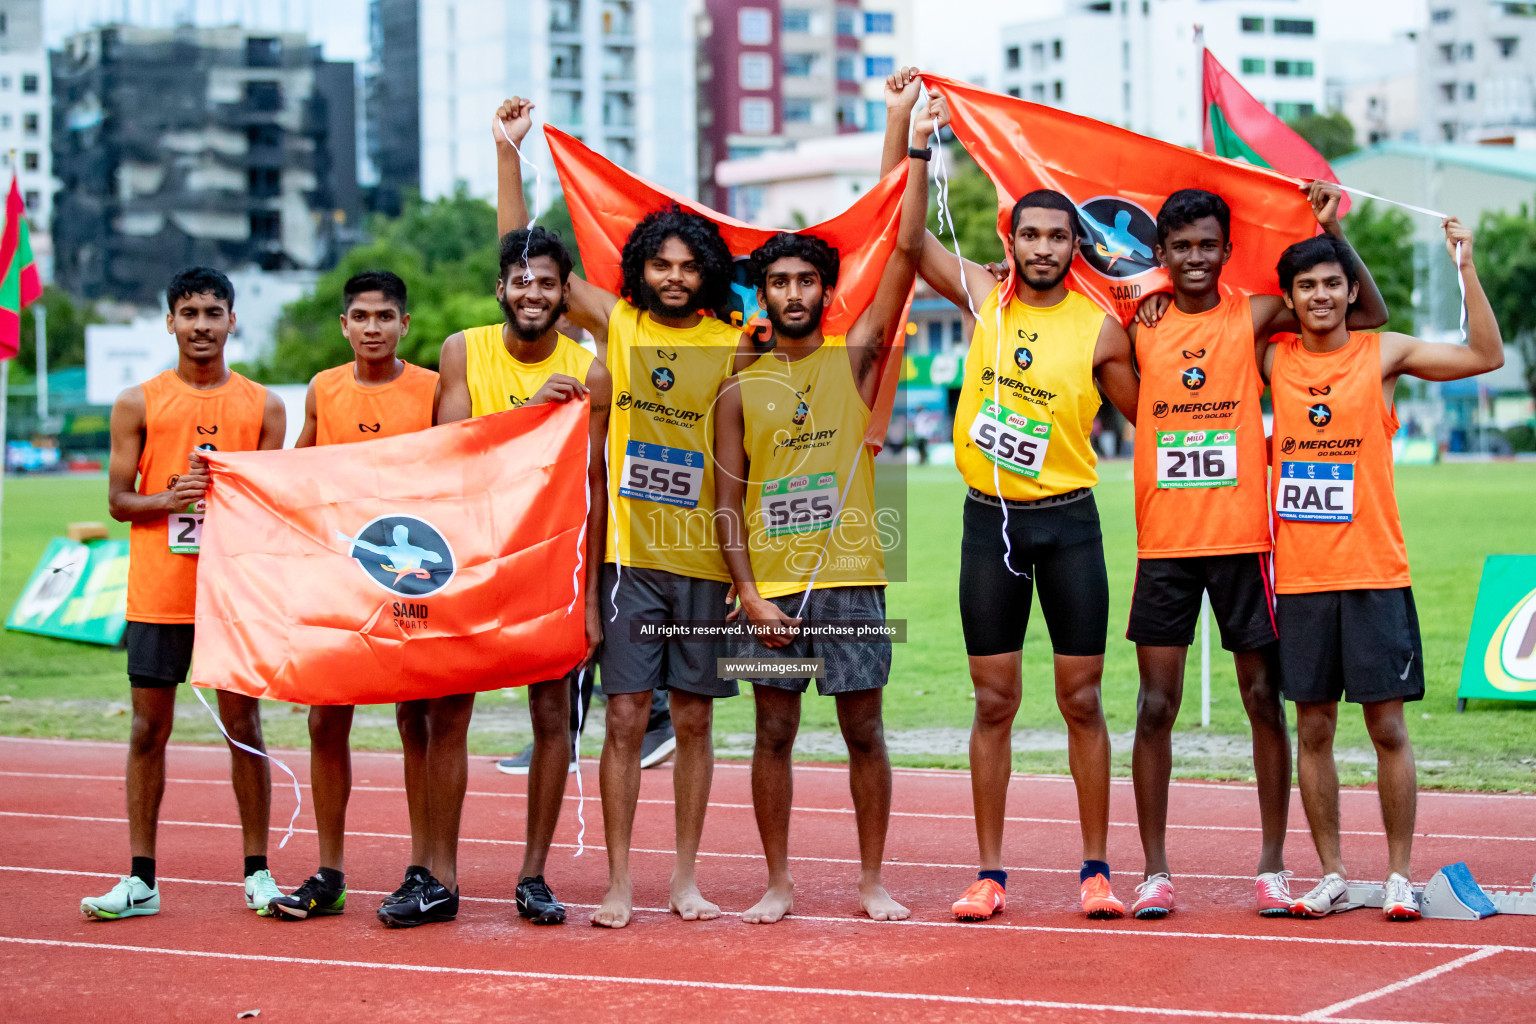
[968,399,1053,479]
[761,472,840,537]
[1156,428,1237,489]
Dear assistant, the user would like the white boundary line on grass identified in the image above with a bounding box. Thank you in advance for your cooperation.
[2,737,1530,801]
[0,934,1472,1024]
[3,770,1532,845]
[9,865,1536,956]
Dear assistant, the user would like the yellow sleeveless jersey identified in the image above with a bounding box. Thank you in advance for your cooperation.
[737,338,884,599]
[606,299,740,581]
[953,287,1106,500]
[463,324,596,416]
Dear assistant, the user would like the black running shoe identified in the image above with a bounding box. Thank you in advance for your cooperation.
[380,866,429,909]
[377,875,458,928]
[515,875,566,924]
[269,873,347,921]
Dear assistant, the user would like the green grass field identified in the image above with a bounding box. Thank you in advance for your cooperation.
[3,464,1534,789]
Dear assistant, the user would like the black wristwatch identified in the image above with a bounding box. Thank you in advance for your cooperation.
[908,146,932,161]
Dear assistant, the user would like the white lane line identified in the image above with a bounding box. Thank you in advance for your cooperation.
[3,736,1529,801]
[2,771,1525,843]
[1300,947,1504,1020]
[9,865,1535,956]
[0,934,1460,1024]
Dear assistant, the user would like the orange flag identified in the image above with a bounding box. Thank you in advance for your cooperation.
[920,73,1318,325]
[191,401,590,705]
[545,127,910,446]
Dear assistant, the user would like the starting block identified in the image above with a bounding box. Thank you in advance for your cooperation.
[1346,863,1529,919]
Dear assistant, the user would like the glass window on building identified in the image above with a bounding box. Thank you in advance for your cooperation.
[740,97,774,134]
[1007,86,1021,97]
[782,8,811,33]
[784,52,815,76]
[1274,60,1313,77]
[835,6,857,36]
[1006,46,1020,70]
[1241,16,1264,32]
[1439,43,1455,62]
[740,53,772,89]
[1241,57,1265,74]
[1052,80,1063,101]
[836,52,857,81]
[1460,43,1474,60]
[246,37,281,67]
[783,97,814,123]
[606,136,635,166]
[865,11,894,33]
[23,151,39,171]
[835,96,860,128]
[1464,81,1476,100]
[1273,101,1315,119]
[1052,39,1063,60]
[1030,82,1045,100]
[950,320,962,345]
[1273,18,1314,35]
[1030,41,1045,70]
[739,8,771,45]
[21,73,37,94]
[24,190,38,210]
[1497,37,1520,58]
[730,185,765,223]
[865,56,894,79]
[1430,8,1453,23]
[865,99,885,129]
[0,115,10,129]
[0,76,9,89]
[927,320,943,352]
[22,112,37,135]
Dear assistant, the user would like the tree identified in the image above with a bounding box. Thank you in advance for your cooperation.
[1473,203,1536,405]
[1343,199,1415,334]
[1286,111,1357,161]
[13,286,101,376]
[927,147,1004,269]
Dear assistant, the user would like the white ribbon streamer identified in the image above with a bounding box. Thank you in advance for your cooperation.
[1333,183,1467,344]
[191,685,301,849]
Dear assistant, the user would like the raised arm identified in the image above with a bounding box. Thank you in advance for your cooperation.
[1382,219,1504,382]
[437,332,472,425]
[1093,315,1139,424]
[494,99,617,335]
[846,67,931,395]
[1252,181,1389,343]
[877,75,996,330]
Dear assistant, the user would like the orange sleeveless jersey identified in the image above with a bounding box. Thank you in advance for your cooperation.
[1132,293,1270,558]
[1269,331,1408,594]
[313,361,438,446]
[127,370,268,623]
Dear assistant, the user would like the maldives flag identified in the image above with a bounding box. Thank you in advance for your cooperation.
[920,73,1318,325]
[0,176,42,361]
[545,127,909,445]
[1202,49,1350,215]
[191,400,590,705]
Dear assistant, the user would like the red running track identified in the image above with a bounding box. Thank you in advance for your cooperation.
[2,734,1534,1023]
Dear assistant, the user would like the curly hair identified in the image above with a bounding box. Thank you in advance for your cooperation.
[619,206,734,313]
[746,232,840,292]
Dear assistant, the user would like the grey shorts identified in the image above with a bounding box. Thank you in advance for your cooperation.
[597,563,738,699]
[733,585,891,696]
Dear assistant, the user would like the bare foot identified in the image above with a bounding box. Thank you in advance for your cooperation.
[591,881,632,928]
[669,880,721,921]
[859,879,910,922]
[742,882,794,924]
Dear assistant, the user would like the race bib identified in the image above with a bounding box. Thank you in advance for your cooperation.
[967,400,1052,479]
[1276,461,1355,522]
[1156,429,1237,489]
[619,440,704,509]
[168,502,205,554]
[761,472,840,537]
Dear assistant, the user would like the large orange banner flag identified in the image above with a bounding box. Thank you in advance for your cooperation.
[545,127,908,445]
[920,74,1318,325]
[192,401,590,705]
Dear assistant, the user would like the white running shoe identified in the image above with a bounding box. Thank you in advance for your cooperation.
[245,869,283,917]
[1382,873,1421,921]
[1131,873,1175,919]
[1290,872,1350,918]
[1255,870,1294,917]
[81,875,160,920]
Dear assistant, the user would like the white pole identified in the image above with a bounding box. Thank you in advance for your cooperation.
[34,304,46,420]
[0,358,8,568]
[1200,592,1212,728]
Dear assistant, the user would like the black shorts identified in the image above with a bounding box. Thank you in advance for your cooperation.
[126,621,195,687]
[1277,587,1425,705]
[1126,553,1279,652]
[731,585,890,696]
[958,488,1108,658]
[597,563,738,699]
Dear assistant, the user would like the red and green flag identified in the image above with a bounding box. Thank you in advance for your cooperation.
[0,174,42,361]
[1201,48,1350,215]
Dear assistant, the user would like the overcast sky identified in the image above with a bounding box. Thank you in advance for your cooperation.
[49,0,1427,67]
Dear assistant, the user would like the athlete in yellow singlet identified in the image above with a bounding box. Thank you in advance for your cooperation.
[434,227,611,928]
[495,99,748,929]
[712,72,930,926]
[884,87,1140,921]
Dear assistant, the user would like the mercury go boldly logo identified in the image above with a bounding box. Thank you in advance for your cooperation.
[1152,401,1169,419]
[1280,437,1297,455]
[1308,403,1332,427]
[981,367,995,386]
[336,515,456,597]
[616,391,633,410]
[1013,347,1033,371]
[1076,196,1158,280]
[1181,367,1207,391]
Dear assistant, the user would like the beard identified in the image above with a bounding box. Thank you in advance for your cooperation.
[636,280,702,318]
[500,294,567,342]
[766,297,824,341]
[1012,254,1072,293]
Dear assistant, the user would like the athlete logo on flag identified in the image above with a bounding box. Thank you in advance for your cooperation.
[918,73,1319,325]
[544,127,910,447]
[191,400,591,705]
